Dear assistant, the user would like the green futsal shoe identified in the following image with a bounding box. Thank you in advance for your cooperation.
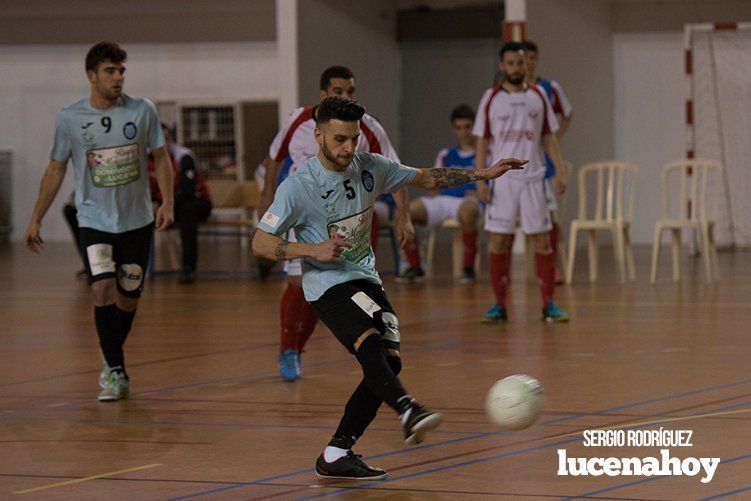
[98,363,110,389]
[98,371,130,401]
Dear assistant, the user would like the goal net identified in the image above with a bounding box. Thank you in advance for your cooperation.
[686,23,751,247]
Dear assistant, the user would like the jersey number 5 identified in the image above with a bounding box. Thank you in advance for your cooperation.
[343,180,356,200]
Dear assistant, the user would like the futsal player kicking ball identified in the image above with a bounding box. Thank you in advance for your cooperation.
[24,42,174,401]
[252,97,525,480]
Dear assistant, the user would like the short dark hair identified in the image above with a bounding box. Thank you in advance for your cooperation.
[319,66,355,91]
[521,40,538,54]
[86,41,127,72]
[450,104,475,122]
[316,97,365,125]
[499,41,525,60]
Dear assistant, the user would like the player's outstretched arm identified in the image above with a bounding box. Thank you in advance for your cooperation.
[409,157,527,191]
[24,160,68,253]
[252,229,352,263]
[392,187,415,248]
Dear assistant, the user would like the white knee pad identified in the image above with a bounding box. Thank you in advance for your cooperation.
[118,263,144,292]
[380,312,400,344]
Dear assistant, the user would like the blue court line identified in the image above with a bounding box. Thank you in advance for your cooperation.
[303,400,751,499]
[301,437,582,500]
[0,355,352,417]
[569,452,751,499]
[700,485,751,500]
[172,379,751,499]
[12,415,492,437]
[565,400,751,499]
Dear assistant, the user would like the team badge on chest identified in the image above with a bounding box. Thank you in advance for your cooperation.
[361,170,374,192]
[123,122,137,140]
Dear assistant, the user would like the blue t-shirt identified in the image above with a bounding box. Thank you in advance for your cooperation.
[434,146,476,198]
[50,94,164,233]
[258,152,418,301]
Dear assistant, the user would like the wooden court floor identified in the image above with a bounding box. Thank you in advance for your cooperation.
[1,239,750,500]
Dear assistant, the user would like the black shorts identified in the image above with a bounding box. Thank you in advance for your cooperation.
[79,223,154,298]
[311,279,400,354]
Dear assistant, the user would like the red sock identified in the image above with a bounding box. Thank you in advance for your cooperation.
[462,231,478,269]
[535,251,556,305]
[489,251,510,307]
[370,212,379,251]
[404,234,422,270]
[550,220,559,264]
[296,300,319,353]
[279,283,305,353]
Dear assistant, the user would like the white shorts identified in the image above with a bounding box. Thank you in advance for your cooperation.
[544,178,558,211]
[283,229,302,276]
[421,195,482,228]
[484,176,552,235]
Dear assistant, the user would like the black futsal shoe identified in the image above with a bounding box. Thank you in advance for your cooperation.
[404,403,443,445]
[315,451,387,481]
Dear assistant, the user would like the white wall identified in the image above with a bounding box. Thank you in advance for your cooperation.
[613,32,684,244]
[297,0,401,150]
[399,38,500,165]
[0,42,278,242]
[527,0,615,228]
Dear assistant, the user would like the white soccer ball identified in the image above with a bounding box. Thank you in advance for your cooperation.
[485,375,543,430]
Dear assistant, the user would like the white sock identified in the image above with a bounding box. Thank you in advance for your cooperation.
[399,407,413,425]
[323,446,349,463]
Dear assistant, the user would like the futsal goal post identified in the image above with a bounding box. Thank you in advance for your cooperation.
[685,22,751,248]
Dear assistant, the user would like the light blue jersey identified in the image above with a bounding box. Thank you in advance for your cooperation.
[50,94,164,233]
[258,152,418,301]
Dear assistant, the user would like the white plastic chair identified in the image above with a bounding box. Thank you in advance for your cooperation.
[425,218,481,279]
[565,161,638,283]
[650,159,721,283]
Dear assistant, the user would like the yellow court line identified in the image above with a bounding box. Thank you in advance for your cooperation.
[14,463,161,495]
[556,408,751,440]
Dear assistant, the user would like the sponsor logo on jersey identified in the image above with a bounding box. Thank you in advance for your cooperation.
[262,211,280,229]
[123,122,137,140]
[321,189,335,199]
[87,144,140,187]
[81,122,94,129]
[498,129,536,142]
[323,201,338,218]
[361,170,374,192]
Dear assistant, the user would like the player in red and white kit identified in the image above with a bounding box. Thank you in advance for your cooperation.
[523,39,573,283]
[257,66,412,380]
[474,42,569,323]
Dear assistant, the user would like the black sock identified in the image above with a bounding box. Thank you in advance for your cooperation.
[94,304,125,372]
[355,334,408,412]
[333,354,404,441]
[328,434,356,450]
[117,308,136,345]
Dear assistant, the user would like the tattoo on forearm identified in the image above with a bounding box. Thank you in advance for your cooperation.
[429,168,479,189]
[274,239,289,260]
